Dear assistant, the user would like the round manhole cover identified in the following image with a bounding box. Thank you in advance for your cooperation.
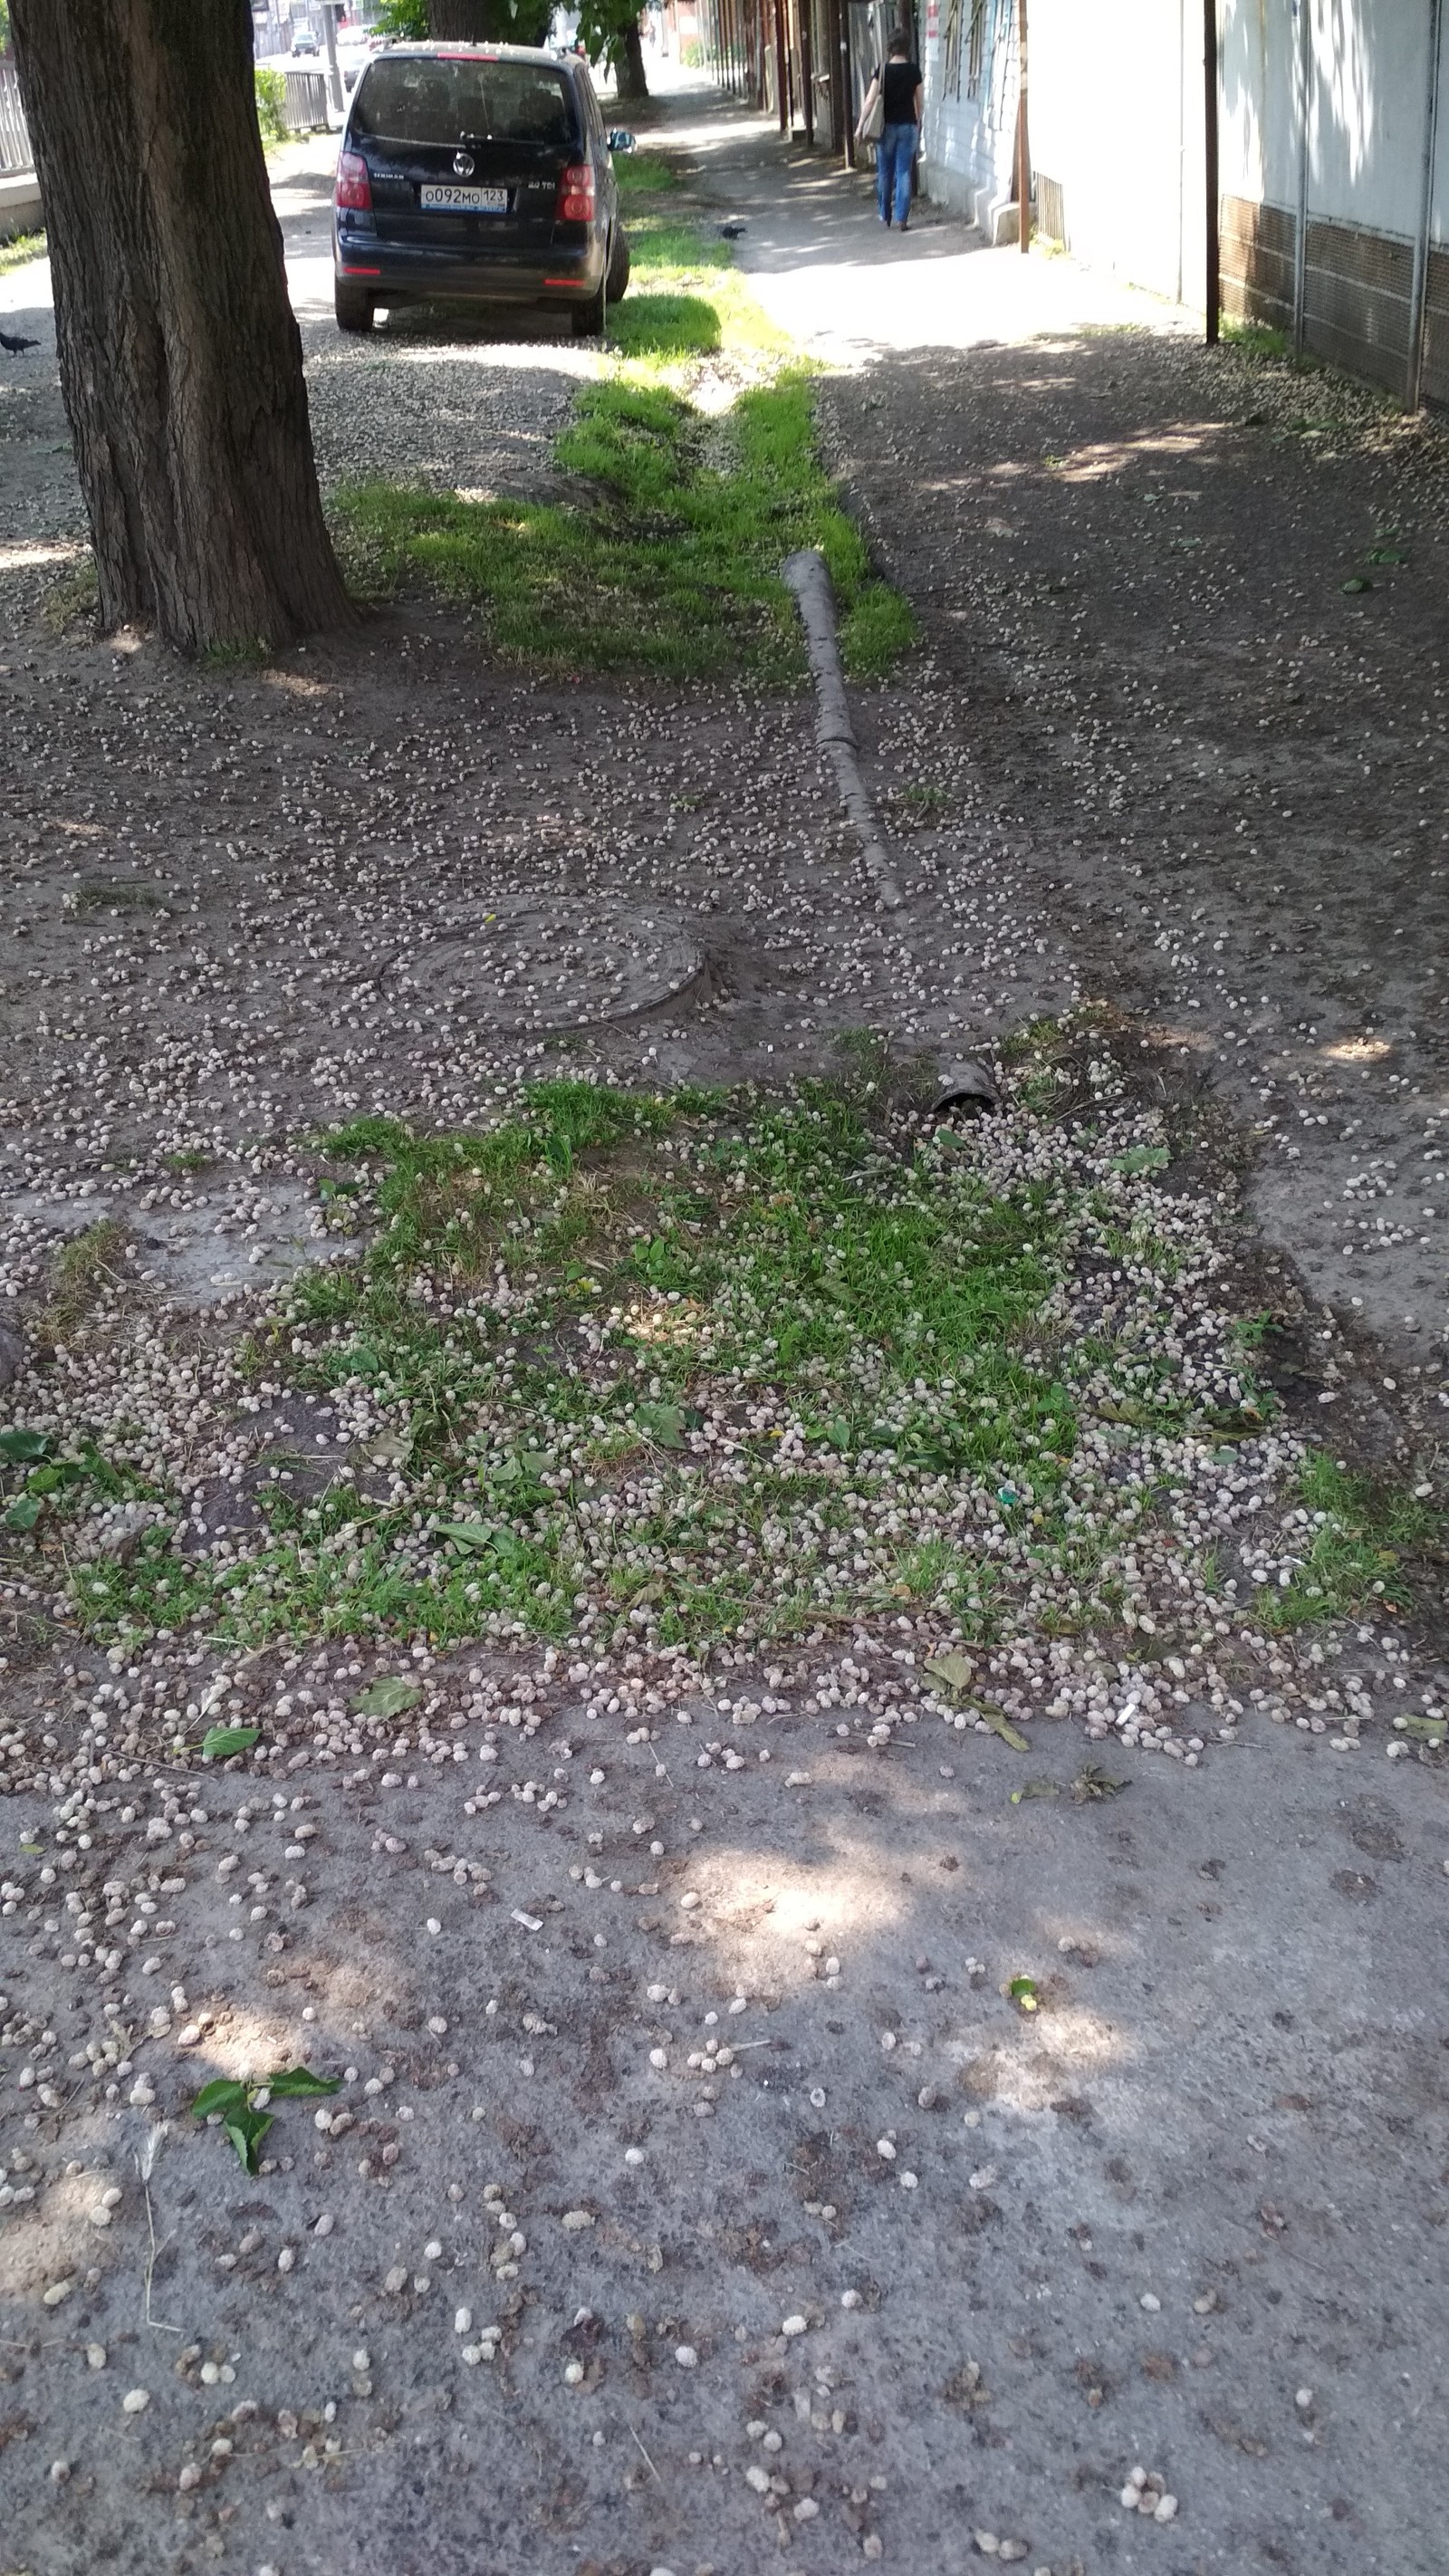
[399,898,705,1033]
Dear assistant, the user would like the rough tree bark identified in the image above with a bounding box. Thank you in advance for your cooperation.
[9,0,356,655]
[617,20,649,100]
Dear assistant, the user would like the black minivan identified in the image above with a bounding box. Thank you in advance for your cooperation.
[332,44,631,337]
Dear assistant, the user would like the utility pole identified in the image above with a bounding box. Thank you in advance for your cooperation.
[1204,0,1219,342]
[321,0,343,119]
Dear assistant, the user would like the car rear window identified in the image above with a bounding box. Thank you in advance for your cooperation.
[351,57,579,149]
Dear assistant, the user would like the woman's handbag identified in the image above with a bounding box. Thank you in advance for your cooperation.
[860,87,885,141]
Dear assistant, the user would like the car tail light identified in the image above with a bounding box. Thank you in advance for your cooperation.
[555,162,595,223]
[334,151,372,213]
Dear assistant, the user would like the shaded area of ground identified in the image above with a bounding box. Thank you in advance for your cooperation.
[3,1700,1445,2576]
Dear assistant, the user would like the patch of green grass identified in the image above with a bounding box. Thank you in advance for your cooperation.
[0,229,44,275]
[612,149,679,198]
[1221,316,1297,365]
[73,879,164,917]
[1256,1452,1444,1629]
[58,1077,1092,1653]
[43,1219,132,1341]
[333,206,912,683]
[198,635,273,668]
[40,554,100,639]
[23,1058,1279,1663]
[338,368,898,680]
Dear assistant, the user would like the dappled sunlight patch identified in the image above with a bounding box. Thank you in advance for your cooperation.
[1321,1035,1393,1064]
[678,1840,907,1985]
[0,2162,121,2304]
[1046,424,1218,484]
[0,538,87,572]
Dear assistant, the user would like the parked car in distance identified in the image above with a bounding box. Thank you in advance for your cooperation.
[332,43,633,337]
[291,29,320,54]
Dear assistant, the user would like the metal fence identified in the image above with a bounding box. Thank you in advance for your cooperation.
[0,59,34,176]
[281,67,332,134]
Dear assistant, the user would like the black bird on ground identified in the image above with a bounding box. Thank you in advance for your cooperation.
[0,328,39,353]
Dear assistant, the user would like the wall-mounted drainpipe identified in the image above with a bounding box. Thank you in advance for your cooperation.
[1016,0,1030,252]
[1407,0,1444,412]
[1291,0,1311,358]
[1204,0,1219,343]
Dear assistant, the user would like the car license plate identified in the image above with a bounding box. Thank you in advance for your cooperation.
[419,183,508,212]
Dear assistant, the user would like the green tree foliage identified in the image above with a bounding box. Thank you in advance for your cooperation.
[254,64,287,147]
[376,0,552,42]
[575,0,648,96]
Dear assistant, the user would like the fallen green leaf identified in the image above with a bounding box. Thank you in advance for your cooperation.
[435,1519,498,1550]
[365,1431,412,1466]
[201,1724,259,1761]
[1365,545,1408,564]
[352,1676,422,1718]
[1010,1777,1060,1803]
[635,1400,686,1448]
[980,1705,1031,1753]
[1341,575,1372,594]
[0,1427,52,1463]
[926,1651,1028,1749]
[1111,1144,1170,1174]
[192,2077,249,2120]
[1401,1715,1446,1746]
[224,2108,274,2175]
[3,1494,43,1531]
[265,2066,342,2099]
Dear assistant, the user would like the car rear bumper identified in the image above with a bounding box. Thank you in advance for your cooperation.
[334,232,604,305]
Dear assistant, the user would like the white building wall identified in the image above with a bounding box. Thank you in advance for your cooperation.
[1306,0,1437,243]
[1220,0,1445,244]
[1027,0,1206,307]
[920,0,1017,225]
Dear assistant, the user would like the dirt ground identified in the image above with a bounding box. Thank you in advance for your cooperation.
[1,80,1447,2576]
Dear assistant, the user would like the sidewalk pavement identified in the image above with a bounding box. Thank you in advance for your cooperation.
[637,81,1449,1389]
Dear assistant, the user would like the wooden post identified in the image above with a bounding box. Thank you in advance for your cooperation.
[826,0,848,159]
[775,0,789,130]
[1016,0,1029,250]
[801,0,815,148]
[1204,0,1219,341]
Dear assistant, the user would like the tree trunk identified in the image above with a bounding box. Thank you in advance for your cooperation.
[618,19,649,99]
[9,0,356,656]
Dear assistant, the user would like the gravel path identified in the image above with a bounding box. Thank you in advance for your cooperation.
[0,86,1446,2576]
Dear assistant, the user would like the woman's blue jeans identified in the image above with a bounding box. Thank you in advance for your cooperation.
[877,121,917,224]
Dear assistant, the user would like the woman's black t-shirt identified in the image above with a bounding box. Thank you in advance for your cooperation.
[880,57,922,122]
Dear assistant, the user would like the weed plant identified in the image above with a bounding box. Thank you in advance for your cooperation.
[335,182,913,680]
[53,1069,1292,1661]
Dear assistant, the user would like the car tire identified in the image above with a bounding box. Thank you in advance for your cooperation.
[606,224,631,303]
[334,284,375,334]
[571,284,606,336]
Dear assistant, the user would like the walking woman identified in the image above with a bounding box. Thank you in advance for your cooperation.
[857,29,924,232]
